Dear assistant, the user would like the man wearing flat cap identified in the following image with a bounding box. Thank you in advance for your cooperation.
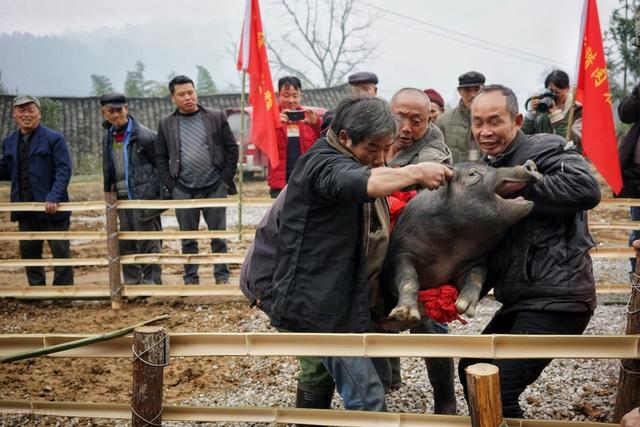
[435,71,485,163]
[321,71,379,135]
[0,95,74,286]
[100,92,164,285]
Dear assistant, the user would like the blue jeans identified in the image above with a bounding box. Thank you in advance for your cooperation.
[320,356,387,411]
[629,207,640,273]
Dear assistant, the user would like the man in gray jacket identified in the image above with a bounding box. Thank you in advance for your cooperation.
[156,75,239,285]
[435,71,485,163]
[101,92,163,284]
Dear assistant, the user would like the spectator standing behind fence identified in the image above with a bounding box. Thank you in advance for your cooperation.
[424,88,445,123]
[522,69,583,150]
[616,81,640,276]
[0,95,74,286]
[435,71,485,163]
[457,85,600,418]
[100,92,163,285]
[156,75,239,285]
[268,76,322,199]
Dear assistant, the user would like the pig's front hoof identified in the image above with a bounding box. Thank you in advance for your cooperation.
[388,304,421,322]
[455,298,477,317]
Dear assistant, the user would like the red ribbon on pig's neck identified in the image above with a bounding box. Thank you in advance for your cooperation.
[418,285,468,325]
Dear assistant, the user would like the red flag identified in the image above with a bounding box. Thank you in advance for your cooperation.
[576,0,622,194]
[237,0,281,168]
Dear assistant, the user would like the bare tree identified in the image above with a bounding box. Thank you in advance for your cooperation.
[269,0,378,88]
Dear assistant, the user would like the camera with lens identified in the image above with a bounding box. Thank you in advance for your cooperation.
[526,92,559,114]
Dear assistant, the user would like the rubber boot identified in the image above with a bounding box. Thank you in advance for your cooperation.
[295,384,335,427]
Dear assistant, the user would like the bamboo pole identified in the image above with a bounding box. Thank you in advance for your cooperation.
[465,363,505,427]
[132,326,167,427]
[238,70,247,240]
[0,315,169,363]
[106,192,122,309]
[613,239,640,421]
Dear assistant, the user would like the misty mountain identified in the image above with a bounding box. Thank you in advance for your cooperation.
[0,20,241,97]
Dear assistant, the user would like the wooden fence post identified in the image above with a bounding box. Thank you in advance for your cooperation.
[132,326,167,427]
[613,239,640,421]
[465,363,504,427]
[105,191,122,309]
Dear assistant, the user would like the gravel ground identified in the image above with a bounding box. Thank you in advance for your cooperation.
[4,196,635,426]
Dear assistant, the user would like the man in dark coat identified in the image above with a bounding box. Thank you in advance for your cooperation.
[616,82,640,273]
[156,75,239,285]
[458,85,601,417]
[0,95,74,286]
[270,96,452,413]
[100,92,163,284]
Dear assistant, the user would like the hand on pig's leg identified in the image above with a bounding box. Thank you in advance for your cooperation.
[455,265,486,317]
[388,258,421,322]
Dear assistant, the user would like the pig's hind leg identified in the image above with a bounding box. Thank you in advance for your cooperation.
[388,257,421,322]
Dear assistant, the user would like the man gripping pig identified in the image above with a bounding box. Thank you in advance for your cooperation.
[457,84,601,418]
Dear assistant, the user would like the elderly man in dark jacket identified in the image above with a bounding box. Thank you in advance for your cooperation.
[101,92,163,285]
[616,82,640,274]
[156,75,238,285]
[457,85,601,418]
[270,96,452,413]
[0,95,74,286]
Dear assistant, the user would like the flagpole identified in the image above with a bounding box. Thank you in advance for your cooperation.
[565,86,577,143]
[238,70,247,240]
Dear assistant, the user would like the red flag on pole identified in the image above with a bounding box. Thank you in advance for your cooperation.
[237,0,281,168]
[575,0,622,194]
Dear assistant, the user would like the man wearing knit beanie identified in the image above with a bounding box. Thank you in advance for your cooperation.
[424,88,445,122]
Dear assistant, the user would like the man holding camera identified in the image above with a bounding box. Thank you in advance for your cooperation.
[522,69,582,149]
[268,76,322,198]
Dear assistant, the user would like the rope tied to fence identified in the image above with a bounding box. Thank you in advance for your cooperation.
[628,272,640,315]
[130,405,162,427]
[132,332,169,368]
[620,360,640,376]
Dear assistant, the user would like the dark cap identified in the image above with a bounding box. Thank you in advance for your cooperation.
[99,92,127,108]
[348,71,379,85]
[13,95,40,108]
[423,88,444,109]
[457,71,485,88]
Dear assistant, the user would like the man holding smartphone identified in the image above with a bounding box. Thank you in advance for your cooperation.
[268,76,322,198]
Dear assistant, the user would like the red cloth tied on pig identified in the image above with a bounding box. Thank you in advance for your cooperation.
[417,284,467,325]
[388,190,417,230]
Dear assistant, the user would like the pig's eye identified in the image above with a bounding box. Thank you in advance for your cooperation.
[469,170,478,176]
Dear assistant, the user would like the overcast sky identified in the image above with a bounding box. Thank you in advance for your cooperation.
[0,0,622,108]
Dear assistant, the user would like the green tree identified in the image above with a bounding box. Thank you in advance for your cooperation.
[196,65,218,95]
[39,98,61,131]
[0,70,8,95]
[90,74,114,96]
[605,0,640,102]
[124,61,148,97]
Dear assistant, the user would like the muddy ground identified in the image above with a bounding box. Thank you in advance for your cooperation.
[0,174,632,425]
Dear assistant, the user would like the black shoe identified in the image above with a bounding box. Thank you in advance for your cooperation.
[216,278,230,285]
[295,384,334,427]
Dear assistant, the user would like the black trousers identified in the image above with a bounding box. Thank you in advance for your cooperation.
[458,308,592,418]
[18,215,74,286]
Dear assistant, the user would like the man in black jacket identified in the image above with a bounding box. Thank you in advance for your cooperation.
[617,82,640,274]
[101,92,163,284]
[457,85,601,417]
[156,75,239,285]
[270,96,452,412]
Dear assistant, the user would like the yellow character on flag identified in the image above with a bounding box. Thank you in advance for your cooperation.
[264,90,273,110]
[584,46,596,70]
[257,32,265,48]
[604,92,613,106]
[590,67,607,87]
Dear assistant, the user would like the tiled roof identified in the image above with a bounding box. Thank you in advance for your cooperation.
[0,84,350,172]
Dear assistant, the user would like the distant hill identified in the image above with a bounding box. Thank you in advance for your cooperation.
[0,21,241,97]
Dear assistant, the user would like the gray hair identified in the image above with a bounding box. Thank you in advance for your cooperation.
[330,96,397,146]
[390,87,430,108]
[474,84,519,119]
